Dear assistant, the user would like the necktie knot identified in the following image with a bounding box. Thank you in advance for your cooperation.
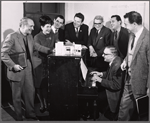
[95,30,99,38]
[55,29,58,33]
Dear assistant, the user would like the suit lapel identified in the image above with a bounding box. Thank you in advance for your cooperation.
[26,35,33,58]
[95,26,104,45]
[71,23,77,38]
[16,31,26,51]
[130,28,145,66]
[107,57,117,78]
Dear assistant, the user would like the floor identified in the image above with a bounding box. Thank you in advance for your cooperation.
[1,101,110,121]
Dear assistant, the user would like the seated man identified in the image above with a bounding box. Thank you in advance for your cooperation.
[90,46,124,120]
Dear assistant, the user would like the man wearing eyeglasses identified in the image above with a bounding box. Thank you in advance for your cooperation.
[87,15,112,72]
[65,12,89,46]
[90,46,124,120]
[110,15,129,59]
[51,15,65,41]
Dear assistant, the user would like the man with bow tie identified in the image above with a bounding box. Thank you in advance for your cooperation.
[51,15,65,41]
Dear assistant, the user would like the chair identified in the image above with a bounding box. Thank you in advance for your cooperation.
[77,86,98,121]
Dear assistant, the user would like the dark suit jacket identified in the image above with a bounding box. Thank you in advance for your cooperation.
[101,56,124,113]
[1,30,50,82]
[87,26,112,71]
[110,27,129,59]
[65,22,89,46]
[125,27,150,98]
[58,28,65,41]
[88,26,112,56]
[51,27,65,42]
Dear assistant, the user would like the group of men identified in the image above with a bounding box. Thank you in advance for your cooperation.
[1,10,149,121]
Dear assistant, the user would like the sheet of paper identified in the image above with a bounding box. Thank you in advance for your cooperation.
[80,58,88,81]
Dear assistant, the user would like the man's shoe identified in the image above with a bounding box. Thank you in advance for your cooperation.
[104,111,118,121]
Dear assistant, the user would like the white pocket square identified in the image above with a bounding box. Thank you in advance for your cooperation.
[100,37,103,39]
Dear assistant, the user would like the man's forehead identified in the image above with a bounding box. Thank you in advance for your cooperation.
[94,19,102,23]
[74,17,82,22]
[104,48,111,53]
[28,20,34,25]
[56,17,63,22]
[111,17,117,21]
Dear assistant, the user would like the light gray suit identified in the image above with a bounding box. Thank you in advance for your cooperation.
[1,30,49,120]
[118,27,150,121]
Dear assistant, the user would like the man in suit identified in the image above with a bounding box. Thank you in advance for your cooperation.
[51,15,65,41]
[118,11,150,121]
[87,15,112,72]
[1,17,50,121]
[110,15,129,59]
[65,12,89,46]
[90,46,124,120]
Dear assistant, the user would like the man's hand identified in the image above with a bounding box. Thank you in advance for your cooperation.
[91,74,102,83]
[121,60,127,71]
[89,46,97,57]
[65,40,73,45]
[90,71,103,77]
[13,64,23,72]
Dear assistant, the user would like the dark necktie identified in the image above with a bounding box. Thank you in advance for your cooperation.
[114,31,118,41]
[75,28,79,38]
[23,37,30,59]
[55,29,58,33]
[113,31,118,48]
[131,34,135,50]
[95,30,98,38]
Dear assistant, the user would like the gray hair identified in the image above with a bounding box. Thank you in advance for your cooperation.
[19,17,32,27]
[94,15,104,22]
[105,46,118,56]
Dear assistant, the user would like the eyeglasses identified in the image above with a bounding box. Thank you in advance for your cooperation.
[94,22,102,25]
[103,53,112,56]
[56,20,63,25]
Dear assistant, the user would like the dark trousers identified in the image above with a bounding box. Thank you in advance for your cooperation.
[10,60,36,120]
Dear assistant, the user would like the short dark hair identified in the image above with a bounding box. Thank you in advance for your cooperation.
[124,11,142,25]
[74,13,84,22]
[39,15,53,26]
[105,46,118,56]
[111,15,122,22]
[54,15,65,24]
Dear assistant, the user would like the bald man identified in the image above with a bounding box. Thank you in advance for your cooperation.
[1,17,50,121]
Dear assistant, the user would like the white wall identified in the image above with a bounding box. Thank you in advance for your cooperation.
[1,1,24,42]
[65,1,149,31]
[1,1,149,42]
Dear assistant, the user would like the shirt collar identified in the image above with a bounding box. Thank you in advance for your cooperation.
[109,56,116,66]
[116,26,121,33]
[52,25,58,33]
[134,26,144,39]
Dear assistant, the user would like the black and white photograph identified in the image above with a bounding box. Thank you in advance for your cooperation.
[1,1,149,121]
